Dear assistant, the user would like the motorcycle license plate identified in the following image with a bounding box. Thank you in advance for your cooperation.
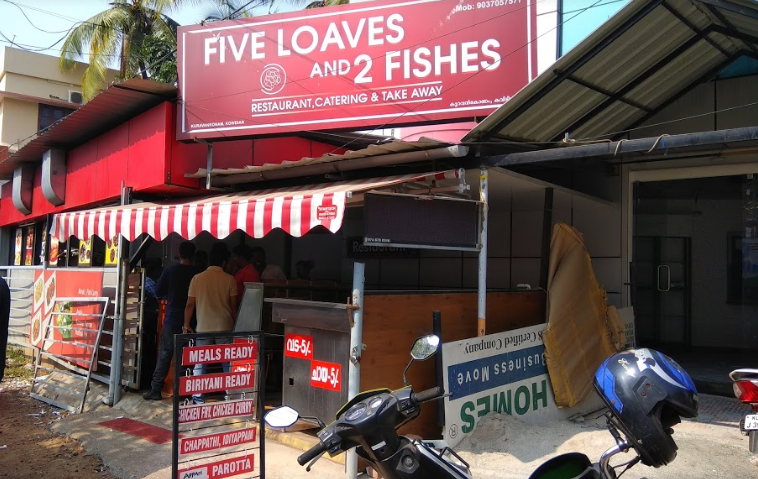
[745,414,758,430]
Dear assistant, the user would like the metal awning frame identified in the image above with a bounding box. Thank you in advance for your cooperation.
[464,0,758,145]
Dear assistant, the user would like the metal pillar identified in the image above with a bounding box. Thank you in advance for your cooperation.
[105,185,131,406]
[206,143,214,189]
[346,262,365,479]
[477,168,489,337]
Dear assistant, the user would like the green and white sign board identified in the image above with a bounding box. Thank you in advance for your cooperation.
[442,324,600,448]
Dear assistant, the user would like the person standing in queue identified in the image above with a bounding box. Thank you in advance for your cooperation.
[193,250,208,273]
[143,241,197,401]
[231,245,260,296]
[183,242,238,404]
[250,246,287,281]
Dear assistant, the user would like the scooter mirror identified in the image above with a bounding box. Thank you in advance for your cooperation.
[264,406,300,429]
[410,335,440,361]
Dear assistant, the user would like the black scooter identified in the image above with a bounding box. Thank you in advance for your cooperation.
[264,335,644,479]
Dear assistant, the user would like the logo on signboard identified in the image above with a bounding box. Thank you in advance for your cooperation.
[317,205,338,221]
[260,64,286,95]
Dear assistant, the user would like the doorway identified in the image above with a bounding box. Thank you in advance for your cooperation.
[631,173,758,394]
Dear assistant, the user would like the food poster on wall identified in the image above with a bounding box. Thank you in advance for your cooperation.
[105,234,119,266]
[49,236,59,266]
[14,228,22,265]
[29,269,105,369]
[24,227,34,266]
[78,236,93,267]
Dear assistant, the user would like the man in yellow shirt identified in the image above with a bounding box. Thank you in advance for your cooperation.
[183,242,238,404]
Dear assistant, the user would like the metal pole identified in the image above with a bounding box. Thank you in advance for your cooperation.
[432,311,444,428]
[205,143,214,190]
[105,185,131,406]
[346,262,365,479]
[477,168,489,337]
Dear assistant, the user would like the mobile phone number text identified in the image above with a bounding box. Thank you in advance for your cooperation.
[477,0,521,7]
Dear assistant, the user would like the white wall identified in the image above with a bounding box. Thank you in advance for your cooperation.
[329,170,622,303]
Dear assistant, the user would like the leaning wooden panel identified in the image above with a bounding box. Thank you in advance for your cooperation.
[360,291,545,439]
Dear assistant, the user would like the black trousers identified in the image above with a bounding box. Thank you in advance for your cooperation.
[150,322,183,392]
[0,309,8,382]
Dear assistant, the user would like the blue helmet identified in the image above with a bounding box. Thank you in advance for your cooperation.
[594,348,698,467]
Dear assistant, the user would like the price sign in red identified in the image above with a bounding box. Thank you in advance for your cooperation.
[310,360,341,392]
[177,454,254,479]
[285,333,313,360]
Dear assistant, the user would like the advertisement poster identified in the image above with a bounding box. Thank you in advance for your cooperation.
[49,236,60,266]
[105,234,119,266]
[29,270,105,369]
[441,324,602,448]
[178,0,535,139]
[24,226,34,266]
[14,228,22,265]
[78,237,93,267]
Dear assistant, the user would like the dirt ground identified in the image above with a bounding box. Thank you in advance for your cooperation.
[0,377,116,479]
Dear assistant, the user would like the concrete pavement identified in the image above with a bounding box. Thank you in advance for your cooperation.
[50,383,344,479]
[46,381,756,479]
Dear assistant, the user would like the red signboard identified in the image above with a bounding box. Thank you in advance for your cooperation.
[177,0,535,139]
[180,427,257,455]
[284,333,313,360]
[179,399,256,424]
[30,270,106,369]
[310,360,342,392]
[231,338,258,373]
[179,371,255,395]
[177,454,254,479]
[182,342,258,366]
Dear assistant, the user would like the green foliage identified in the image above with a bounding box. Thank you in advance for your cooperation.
[58,0,195,101]
[4,346,33,381]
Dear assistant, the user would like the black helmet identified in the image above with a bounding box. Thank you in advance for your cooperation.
[593,348,698,467]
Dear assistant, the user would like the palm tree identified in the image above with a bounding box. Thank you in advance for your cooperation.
[304,0,348,9]
[58,0,195,101]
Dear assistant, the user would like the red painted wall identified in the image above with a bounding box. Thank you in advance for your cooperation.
[1,101,350,227]
[1,103,172,226]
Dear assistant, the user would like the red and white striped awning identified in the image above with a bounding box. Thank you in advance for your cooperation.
[51,170,462,242]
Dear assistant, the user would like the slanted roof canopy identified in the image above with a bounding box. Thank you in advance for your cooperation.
[464,0,758,144]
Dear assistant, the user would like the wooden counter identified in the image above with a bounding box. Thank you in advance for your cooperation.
[360,291,546,439]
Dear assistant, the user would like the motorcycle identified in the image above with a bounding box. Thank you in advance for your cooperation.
[265,336,697,479]
[728,368,758,452]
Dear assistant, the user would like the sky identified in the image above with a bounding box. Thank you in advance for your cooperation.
[0,0,298,61]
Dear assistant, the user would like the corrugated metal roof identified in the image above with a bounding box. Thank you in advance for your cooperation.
[186,138,465,187]
[464,0,758,144]
[0,79,177,178]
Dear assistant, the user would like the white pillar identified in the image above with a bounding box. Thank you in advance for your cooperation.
[478,168,489,337]
[346,262,365,479]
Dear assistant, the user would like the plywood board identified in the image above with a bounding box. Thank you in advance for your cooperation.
[360,291,545,438]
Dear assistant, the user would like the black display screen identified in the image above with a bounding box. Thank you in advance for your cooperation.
[363,193,479,250]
